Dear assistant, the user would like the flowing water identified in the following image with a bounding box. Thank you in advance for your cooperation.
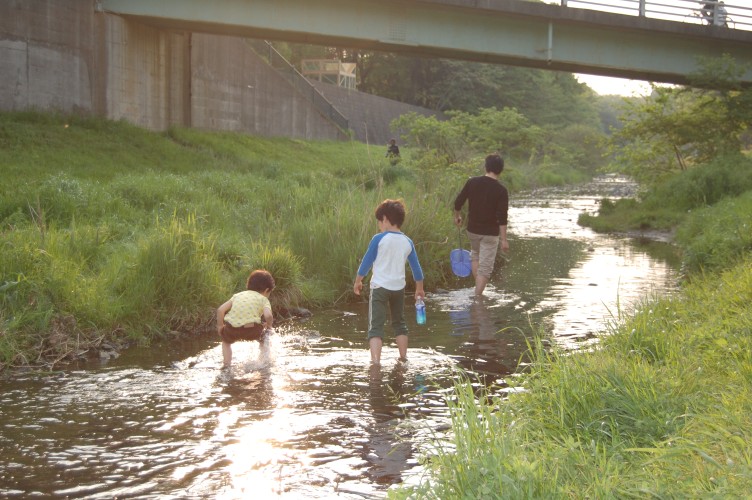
[0,178,680,499]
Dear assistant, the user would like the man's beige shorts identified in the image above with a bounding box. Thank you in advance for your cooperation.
[467,231,499,278]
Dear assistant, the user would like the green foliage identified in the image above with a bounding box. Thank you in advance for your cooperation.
[580,153,752,282]
[115,214,224,336]
[578,200,681,232]
[0,111,491,367]
[690,54,752,141]
[596,94,632,134]
[676,190,752,274]
[0,223,118,367]
[246,244,305,310]
[644,153,752,211]
[448,107,543,160]
[393,107,607,187]
[544,123,606,175]
[607,57,752,187]
[391,112,466,162]
[393,107,544,164]
[580,155,752,234]
[344,51,601,129]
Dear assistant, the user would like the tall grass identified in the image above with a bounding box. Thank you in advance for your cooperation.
[113,214,225,335]
[389,144,752,498]
[396,258,752,498]
[579,153,752,234]
[0,111,494,368]
[676,190,752,274]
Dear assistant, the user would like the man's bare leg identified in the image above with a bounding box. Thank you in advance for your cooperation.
[369,337,383,365]
[471,257,487,295]
[475,275,489,296]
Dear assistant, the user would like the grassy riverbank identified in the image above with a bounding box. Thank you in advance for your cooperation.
[394,155,752,498]
[396,256,752,497]
[1,111,591,370]
[0,112,440,368]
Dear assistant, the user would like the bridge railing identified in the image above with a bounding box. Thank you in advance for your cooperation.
[246,39,350,134]
[556,0,752,30]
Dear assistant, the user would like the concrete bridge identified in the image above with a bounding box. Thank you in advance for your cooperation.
[99,0,752,85]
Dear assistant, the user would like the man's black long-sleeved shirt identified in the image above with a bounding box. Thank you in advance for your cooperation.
[454,176,509,236]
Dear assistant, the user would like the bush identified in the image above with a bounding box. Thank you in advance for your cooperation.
[114,215,224,336]
[643,154,752,212]
[676,190,752,274]
[579,155,752,234]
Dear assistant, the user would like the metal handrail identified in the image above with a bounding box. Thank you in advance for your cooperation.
[556,0,752,30]
[246,39,350,133]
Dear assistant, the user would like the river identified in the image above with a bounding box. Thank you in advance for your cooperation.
[0,178,680,499]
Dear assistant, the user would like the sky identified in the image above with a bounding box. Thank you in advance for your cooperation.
[575,74,653,97]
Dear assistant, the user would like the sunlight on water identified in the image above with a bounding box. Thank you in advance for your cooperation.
[540,241,677,350]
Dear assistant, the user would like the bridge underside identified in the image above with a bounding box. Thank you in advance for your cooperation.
[100,0,752,85]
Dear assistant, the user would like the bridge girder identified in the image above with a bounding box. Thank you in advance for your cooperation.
[100,0,752,85]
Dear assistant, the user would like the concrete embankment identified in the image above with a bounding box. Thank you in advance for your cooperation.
[1,0,438,142]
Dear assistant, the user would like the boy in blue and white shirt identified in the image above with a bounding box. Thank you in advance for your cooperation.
[353,199,425,365]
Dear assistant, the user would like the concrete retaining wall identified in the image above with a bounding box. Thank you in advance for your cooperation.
[0,0,346,140]
[1,0,100,114]
[190,34,345,140]
[311,80,441,146]
[0,0,436,142]
[103,15,189,129]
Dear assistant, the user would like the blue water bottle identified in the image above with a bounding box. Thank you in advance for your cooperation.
[415,297,426,325]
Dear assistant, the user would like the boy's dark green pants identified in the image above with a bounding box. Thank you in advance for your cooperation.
[367,286,408,339]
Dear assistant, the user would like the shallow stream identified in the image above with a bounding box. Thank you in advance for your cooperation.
[0,178,680,498]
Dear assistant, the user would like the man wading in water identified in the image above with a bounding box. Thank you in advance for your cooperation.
[453,153,510,296]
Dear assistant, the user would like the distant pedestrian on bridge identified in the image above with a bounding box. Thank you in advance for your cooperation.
[700,0,728,27]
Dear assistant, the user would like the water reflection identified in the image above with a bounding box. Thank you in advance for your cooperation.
[437,290,530,380]
[365,363,411,485]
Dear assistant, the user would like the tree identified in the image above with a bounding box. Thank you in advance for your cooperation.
[608,56,752,185]
[273,42,603,130]
[595,95,632,135]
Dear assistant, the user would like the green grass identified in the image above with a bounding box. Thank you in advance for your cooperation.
[676,190,752,274]
[0,110,515,368]
[578,154,752,235]
[577,197,683,232]
[395,257,752,498]
[4,112,751,496]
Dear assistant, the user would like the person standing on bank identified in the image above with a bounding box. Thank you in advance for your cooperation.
[386,138,400,159]
[453,153,509,296]
[386,138,401,165]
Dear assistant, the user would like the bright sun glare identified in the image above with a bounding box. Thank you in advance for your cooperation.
[576,74,653,97]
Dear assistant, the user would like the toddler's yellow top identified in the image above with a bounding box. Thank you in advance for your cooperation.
[224,290,271,327]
